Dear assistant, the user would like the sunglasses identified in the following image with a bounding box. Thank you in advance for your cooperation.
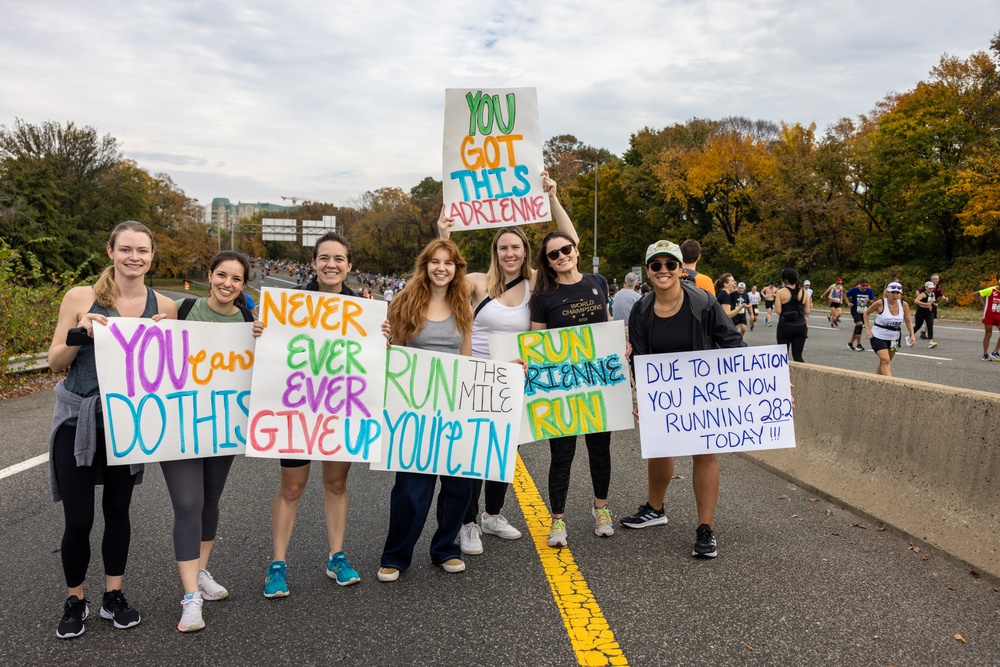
[546,244,575,261]
[647,259,680,272]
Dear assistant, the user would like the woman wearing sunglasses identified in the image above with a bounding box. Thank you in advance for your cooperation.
[437,172,579,555]
[863,281,915,376]
[621,241,745,559]
[529,229,615,547]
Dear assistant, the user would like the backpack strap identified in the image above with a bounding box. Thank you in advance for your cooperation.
[239,306,255,322]
[474,276,525,318]
[177,298,197,321]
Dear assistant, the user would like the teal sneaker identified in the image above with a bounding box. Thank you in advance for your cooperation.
[326,551,360,586]
[264,561,289,598]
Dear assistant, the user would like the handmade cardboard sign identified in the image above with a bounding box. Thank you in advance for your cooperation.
[246,287,386,463]
[489,320,633,444]
[442,87,550,231]
[371,346,524,482]
[634,344,796,458]
[94,318,255,464]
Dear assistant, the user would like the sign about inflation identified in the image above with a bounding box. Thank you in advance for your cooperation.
[442,87,550,231]
[371,347,524,482]
[634,344,796,458]
[94,318,255,465]
[246,287,387,463]
[489,320,633,444]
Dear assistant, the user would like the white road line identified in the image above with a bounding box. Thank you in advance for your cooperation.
[893,352,952,361]
[0,453,48,480]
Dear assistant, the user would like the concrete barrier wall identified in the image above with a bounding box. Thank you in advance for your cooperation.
[745,363,1000,579]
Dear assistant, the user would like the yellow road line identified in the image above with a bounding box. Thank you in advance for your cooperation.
[513,453,629,667]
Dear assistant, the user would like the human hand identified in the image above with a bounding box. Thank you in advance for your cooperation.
[251,320,265,338]
[541,170,556,196]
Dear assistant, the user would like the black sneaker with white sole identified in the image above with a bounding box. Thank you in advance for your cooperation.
[620,502,668,529]
[693,524,718,558]
[56,595,89,639]
[100,589,141,629]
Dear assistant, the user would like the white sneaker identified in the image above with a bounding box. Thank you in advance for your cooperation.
[480,513,522,540]
[592,505,615,537]
[459,522,483,555]
[198,569,229,601]
[177,595,204,633]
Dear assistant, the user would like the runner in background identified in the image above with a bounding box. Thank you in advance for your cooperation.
[761,282,777,327]
[821,278,844,327]
[846,278,875,352]
[864,281,916,376]
[976,284,1000,361]
[913,281,938,349]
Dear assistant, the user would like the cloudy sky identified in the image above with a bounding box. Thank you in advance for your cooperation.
[2,1,997,216]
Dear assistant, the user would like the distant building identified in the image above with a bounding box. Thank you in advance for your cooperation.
[210,198,295,228]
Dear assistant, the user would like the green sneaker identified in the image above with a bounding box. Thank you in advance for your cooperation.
[547,518,567,548]
[326,552,360,586]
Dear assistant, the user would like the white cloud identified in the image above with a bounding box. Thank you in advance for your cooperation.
[1,0,997,211]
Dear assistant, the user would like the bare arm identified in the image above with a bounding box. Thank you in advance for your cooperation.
[542,171,579,244]
[437,205,453,241]
[48,286,101,372]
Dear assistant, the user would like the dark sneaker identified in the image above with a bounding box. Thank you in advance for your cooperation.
[99,589,141,629]
[855,345,865,352]
[847,343,855,351]
[693,524,718,559]
[56,595,89,639]
[621,502,668,529]
[918,331,927,339]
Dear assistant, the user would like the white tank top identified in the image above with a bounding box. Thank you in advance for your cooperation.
[872,298,904,341]
[471,287,531,358]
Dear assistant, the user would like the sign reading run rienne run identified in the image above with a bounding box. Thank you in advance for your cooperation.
[442,87,551,231]
[489,321,634,445]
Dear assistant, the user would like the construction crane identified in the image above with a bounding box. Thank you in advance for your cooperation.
[280,196,312,205]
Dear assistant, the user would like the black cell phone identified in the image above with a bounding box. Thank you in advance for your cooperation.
[66,327,93,346]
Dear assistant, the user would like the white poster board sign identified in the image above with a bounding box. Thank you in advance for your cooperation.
[634,344,796,458]
[246,287,386,463]
[371,346,524,482]
[94,318,255,464]
[489,320,633,444]
[442,87,550,231]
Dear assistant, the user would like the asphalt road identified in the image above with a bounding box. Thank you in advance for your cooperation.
[2,389,998,666]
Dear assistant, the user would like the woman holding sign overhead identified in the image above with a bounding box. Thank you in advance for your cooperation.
[621,240,744,559]
[529,228,614,547]
[377,238,474,582]
[164,250,263,632]
[263,232,363,599]
[46,221,177,639]
[438,171,579,556]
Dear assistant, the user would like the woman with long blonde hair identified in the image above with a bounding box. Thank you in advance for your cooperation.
[47,221,177,639]
[438,171,579,554]
[377,239,475,582]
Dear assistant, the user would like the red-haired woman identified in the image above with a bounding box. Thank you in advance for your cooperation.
[377,239,474,582]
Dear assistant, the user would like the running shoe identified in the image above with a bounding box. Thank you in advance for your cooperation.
[326,552,361,586]
[855,345,865,352]
[440,558,466,573]
[547,519,568,548]
[198,569,229,601]
[919,331,927,340]
[992,352,1000,362]
[377,567,400,582]
[56,596,89,639]
[100,589,141,629]
[928,341,938,349]
[765,320,772,327]
[177,593,205,633]
[847,343,855,351]
[264,560,289,598]
[480,513,522,540]
[983,355,992,362]
[459,522,484,554]
[592,505,615,537]
[693,524,718,559]
[621,502,668,529]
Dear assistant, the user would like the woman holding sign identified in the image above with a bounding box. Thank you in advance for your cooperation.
[164,250,263,632]
[377,238,474,582]
[263,232,363,598]
[47,221,177,639]
[438,171,579,555]
[529,229,614,547]
[622,240,745,559]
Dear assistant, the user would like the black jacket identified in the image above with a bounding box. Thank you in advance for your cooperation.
[628,280,746,358]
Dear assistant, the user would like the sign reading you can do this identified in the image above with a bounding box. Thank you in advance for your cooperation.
[442,87,550,232]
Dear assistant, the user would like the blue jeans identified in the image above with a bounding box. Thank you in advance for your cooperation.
[380,471,473,571]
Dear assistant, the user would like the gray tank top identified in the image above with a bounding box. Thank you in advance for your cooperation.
[407,313,462,355]
[63,286,160,397]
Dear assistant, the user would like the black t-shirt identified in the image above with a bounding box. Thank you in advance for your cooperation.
[649,293,696,353]
[717,290,746,322]
[530,274,609,328]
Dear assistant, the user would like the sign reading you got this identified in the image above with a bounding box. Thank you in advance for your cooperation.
[634,344,796,458]
[442,87,550,231]
[246,287,387,463]
[489,320,634,444]
[94,318,255,465]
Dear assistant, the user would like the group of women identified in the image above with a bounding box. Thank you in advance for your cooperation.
[46,173,750,640]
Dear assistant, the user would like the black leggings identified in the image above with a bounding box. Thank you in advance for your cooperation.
[464,480,510,524]
[548,432,612,515]
[53,424,136,588]
[914,308,934,339]
[777,322,808,362]
[160,456,235,561]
